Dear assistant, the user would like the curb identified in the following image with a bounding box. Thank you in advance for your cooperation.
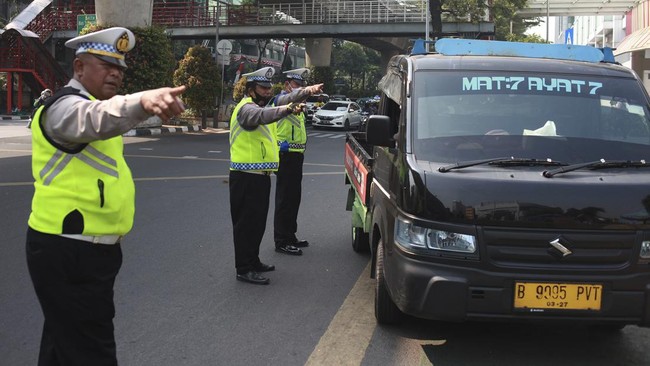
[123,125,202,137]
[0,115,30,120]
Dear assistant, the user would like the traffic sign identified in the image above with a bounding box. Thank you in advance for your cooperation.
[77,14,97,34]
[216,40,232,55]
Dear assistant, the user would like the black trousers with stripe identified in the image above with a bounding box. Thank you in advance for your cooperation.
[229,170,271,274]
[26,228,122,366]
[274,151,304,245]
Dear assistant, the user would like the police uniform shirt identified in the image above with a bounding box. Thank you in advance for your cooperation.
[236,88,312,129]
[42,79,151,149]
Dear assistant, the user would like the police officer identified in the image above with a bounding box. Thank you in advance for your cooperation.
[273,68,311,254]
[229,67,322,285]
[26,27,186,365]
[33,88,52,108]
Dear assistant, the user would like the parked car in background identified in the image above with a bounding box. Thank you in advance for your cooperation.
[312,100,362,130]
[330,94,351,101]
[305,93,329,123]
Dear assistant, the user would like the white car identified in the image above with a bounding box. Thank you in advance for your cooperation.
[312,101,362,130]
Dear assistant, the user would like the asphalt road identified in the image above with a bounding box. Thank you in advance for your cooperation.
[2,120,650,366]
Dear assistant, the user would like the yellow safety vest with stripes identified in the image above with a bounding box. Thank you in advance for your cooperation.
[273,95,307,153]
[229,97,279,172]
[28,92,135,236]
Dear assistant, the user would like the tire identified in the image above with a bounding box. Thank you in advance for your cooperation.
[344,119,350,130]
[352,226,370,253]
[375,239,401,324]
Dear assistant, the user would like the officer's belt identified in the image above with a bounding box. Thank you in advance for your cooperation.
[60,234,122,245]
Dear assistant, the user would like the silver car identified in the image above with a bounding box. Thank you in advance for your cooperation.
[312,101,362,130]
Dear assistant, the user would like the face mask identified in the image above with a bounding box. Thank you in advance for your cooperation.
[252,90,272,106]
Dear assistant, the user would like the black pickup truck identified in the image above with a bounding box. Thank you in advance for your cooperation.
[345,38,650,328]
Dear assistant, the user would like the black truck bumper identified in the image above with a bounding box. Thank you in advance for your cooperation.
[384,242,650,326]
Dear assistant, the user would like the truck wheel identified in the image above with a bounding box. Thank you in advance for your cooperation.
[352,227,370,253]
[375,239,401,324]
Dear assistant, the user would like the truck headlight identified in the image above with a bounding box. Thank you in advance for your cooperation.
[395,218,477,254]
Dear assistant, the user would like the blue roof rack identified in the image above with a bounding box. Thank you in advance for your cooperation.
[411,39,436,55]
[433,38,608,64]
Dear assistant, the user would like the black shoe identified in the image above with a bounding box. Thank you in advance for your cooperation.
[253,262,275,272]
[275,244,303,256]
[236,271,270,285]
[293,239,309,248]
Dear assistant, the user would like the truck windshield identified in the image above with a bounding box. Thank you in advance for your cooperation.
[412,71,650,164]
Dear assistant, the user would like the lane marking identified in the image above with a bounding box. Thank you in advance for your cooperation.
[329,135,346,139]
[0,171,345,187]
[306,261,375,366]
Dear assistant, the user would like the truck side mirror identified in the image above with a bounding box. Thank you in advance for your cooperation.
[366,115,395,147]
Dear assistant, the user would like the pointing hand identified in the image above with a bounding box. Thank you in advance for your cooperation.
[141,86,187,123]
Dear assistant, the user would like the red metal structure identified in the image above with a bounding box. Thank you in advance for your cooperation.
[0,0,223,114]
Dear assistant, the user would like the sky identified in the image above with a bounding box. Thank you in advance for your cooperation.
[526,17,557,43]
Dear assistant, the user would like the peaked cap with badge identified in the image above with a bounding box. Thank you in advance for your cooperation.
[283,68,310,86]
[65,27,136,68]
[243,67,275,88]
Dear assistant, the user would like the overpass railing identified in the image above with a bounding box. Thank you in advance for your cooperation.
[151,0,488,28]
[20,0,489,37]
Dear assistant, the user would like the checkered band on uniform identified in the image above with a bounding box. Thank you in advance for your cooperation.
[78,42,124,59]
[248,76,271,82]
[230,162,279,170]
[277,142,306,150]
[286,73,303,80]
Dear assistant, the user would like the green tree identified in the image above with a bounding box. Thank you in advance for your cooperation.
[332,42,368,91]
[309,66,335,95]
[173,45,221,114]
[428,0,540,41]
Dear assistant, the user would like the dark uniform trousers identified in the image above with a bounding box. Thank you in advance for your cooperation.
[229,170,271,274]
[26,227,122,366]
[274,151,304,245]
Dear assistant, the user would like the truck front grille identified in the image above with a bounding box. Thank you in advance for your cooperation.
[481,227,637,270]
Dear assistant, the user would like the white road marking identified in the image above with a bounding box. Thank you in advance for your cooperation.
[306,262,375,366]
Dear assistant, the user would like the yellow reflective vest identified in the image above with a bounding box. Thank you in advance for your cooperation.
[28,92,135,236]
[274,95,307,153]
[229,97,279,171]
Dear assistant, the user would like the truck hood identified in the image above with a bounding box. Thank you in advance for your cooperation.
[419,161,650,229]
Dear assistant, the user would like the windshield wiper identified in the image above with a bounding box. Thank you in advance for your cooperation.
[543,159,649,178]
[439,157,565,172]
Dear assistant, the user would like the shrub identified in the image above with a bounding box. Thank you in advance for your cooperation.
[173,45,221,116]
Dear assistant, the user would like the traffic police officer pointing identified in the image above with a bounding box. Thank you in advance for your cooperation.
[26,27,186,365]
[229,67,322,285]
[273,68,311,254]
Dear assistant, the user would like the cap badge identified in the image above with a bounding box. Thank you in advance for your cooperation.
[265,68,274,79]
[116,33,130,53]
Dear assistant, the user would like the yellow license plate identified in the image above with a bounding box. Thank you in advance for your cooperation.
[514,282,602,311]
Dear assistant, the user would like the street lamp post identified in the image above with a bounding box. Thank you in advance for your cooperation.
[425,0,430,51]
[214,3,220,107]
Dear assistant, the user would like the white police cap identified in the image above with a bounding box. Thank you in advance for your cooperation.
[242,67,275,87]
[283,68,310,85]
[65,27,136,68]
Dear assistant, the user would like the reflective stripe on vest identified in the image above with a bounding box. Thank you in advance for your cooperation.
[40,145,119,186]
